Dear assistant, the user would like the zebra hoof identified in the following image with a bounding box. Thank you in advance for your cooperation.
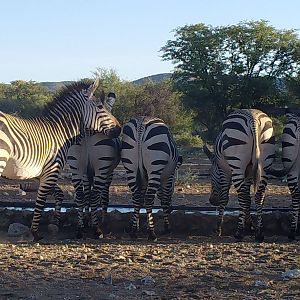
[255,228,264,242]
[162,228,172,236]
[75,229,84,239]
[234,230,244,241]
[32,230,43,242]
[92,228,104,239]
[288,230,296,241]
[148,231,157,242]
[100,222,111,235]
[213,226,222,237]
[255,234,264,242]
[129,229,138,240]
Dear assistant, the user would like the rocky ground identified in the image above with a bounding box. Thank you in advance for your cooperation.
[0,234,299,300]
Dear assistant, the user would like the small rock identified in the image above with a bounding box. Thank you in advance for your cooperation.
[141,276,155,285]
[8,223,30,237]
[142,290,156,296]
[82,254,88,260]
[48,224,59,235]
[3,192,9,196]
[254,280,267,288]
[67,191,73,197]
[17,189,27,196]
[281,269,300,279]
[103,275,113,285]
[125,283,137,290]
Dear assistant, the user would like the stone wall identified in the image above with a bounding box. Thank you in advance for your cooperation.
[0,208,293,237]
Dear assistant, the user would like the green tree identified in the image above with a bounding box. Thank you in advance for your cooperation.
[92,68,194,134]
[161,20,300,138]
[0,80,51,117]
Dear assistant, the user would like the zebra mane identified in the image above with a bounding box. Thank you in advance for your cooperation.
[41,79,94,115]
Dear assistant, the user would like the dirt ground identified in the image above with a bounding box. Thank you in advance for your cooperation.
[0,157,299,299]
[0,235,299,300]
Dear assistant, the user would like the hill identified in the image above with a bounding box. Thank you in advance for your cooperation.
[39,73,172,92]
[132,73,172,85]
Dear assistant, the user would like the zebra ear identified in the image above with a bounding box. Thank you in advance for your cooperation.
[203,144,215,161]
[100,90,105,103]
[104,92,116,112]
[87,78,100,100]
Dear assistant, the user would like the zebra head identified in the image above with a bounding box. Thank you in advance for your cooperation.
[203,144,222,206]
[82,80,121,138]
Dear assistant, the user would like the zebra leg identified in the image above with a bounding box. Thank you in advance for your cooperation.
[158,187,172,234]
[234,182,251,241]
[89,187,102,239]
[145,179,160,241]
[31,173,60,242]
[100,173,113,234]
[287,172,300,241]
[216,205,225,236]
[216,183,231,236]
[159,175,176,235]
[74,183,85,239]
[51,184,64,227]
[254,182,267,242]
[82,174,92,229]
[129,188,142,239]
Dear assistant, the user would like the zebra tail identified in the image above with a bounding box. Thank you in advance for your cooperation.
[252,122,261,193]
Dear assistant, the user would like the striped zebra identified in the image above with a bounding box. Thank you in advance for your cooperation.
[267,113,300,240]
[121,116,182,241]
[203,109,275,241]
[67,92,121,238]
[0,79,121,241]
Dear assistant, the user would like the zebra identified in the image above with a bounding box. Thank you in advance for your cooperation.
[121,116,182,241]
[203,109,275,241]
[267,113,300,240]
[0,79,121,241]
[67,92,121,238]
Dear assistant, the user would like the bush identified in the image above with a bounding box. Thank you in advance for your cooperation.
[175,133,203,148]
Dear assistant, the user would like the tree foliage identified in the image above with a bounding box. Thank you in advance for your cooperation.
[92,68,194,135]
[0,80,51,117]
[161,20,300,138]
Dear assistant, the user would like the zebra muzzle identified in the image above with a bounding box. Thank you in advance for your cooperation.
[106,126,121,138]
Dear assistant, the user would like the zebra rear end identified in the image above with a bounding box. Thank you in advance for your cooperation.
[204,109,275,241]
[268,114,300,240]
[121,116,181,241]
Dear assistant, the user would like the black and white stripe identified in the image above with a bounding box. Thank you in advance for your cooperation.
[204,109,275,241]
[0,79,121,241]
[121,116,182,241]
[267,113,300,240]
[67,92,120,238]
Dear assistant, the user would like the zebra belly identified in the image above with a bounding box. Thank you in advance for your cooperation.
[2,158,42,179]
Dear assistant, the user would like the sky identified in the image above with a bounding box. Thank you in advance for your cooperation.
[0,0,299,83]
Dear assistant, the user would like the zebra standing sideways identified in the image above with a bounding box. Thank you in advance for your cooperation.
[203,109,275,241]
[121,116,182,241]
[267,113,300,240]
[67,92,121,238]
[0,79,121,241]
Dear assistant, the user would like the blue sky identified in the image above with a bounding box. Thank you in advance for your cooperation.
[0,0,299,83]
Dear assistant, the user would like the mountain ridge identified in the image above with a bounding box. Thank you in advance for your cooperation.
[39,73,172,92]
